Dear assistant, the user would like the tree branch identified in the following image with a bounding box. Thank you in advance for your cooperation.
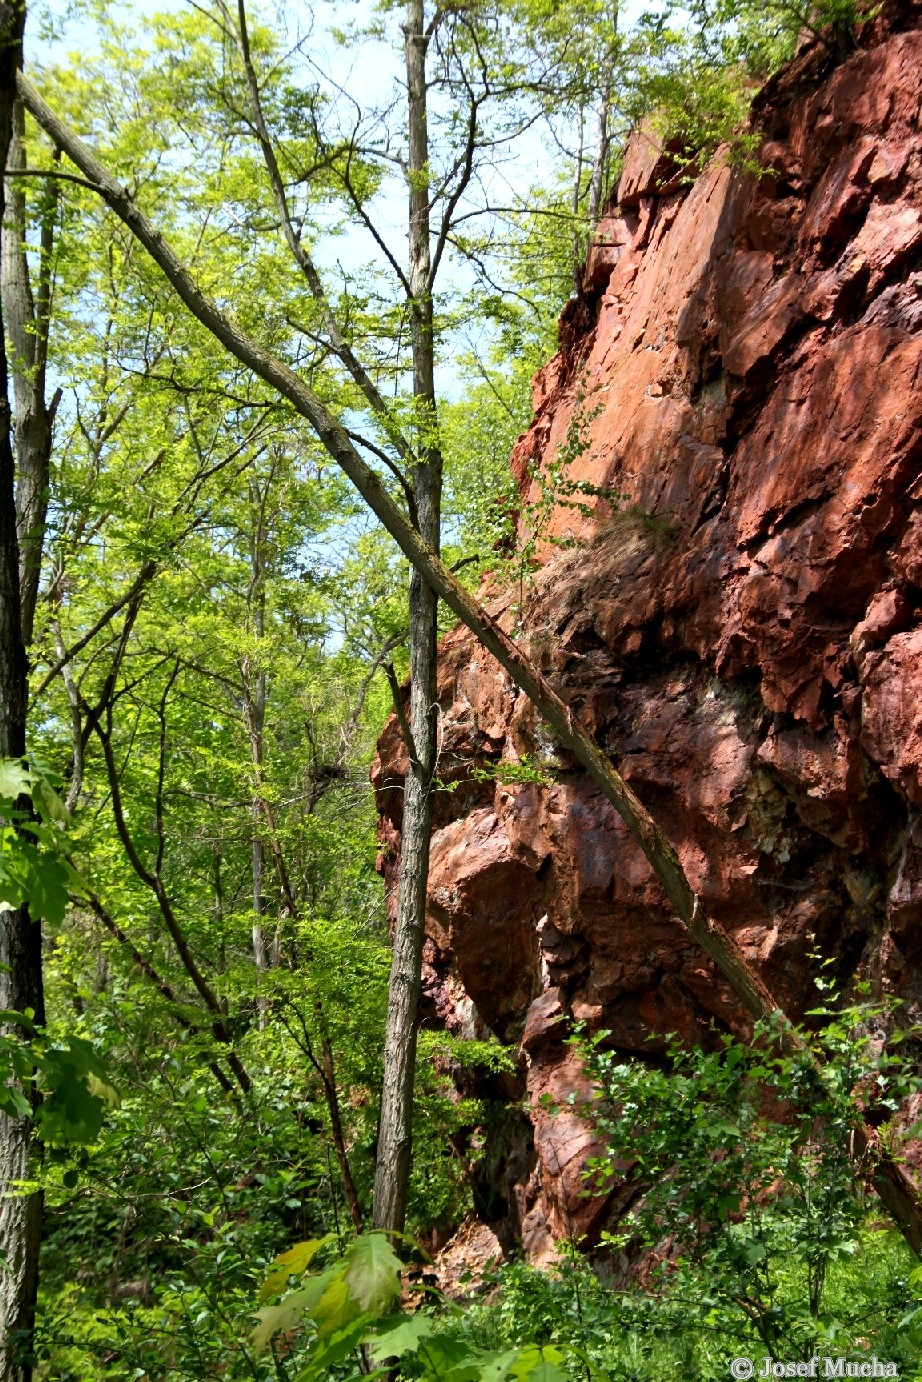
[83,891,237,1098]
[94,701,252,1096]
[218,0,415,465]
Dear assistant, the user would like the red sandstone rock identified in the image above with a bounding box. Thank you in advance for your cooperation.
[373,3,922,1258]
[862,628,922,808]
[616,120,686,207]
[430,1217,504,1299]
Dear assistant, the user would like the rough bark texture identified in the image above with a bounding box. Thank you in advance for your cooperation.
[373,3,922,1262]
[372,0,442,1235]
[0,7,44,1378]
[2,98,56,648]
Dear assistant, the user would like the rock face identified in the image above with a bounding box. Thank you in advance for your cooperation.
[373,2,922,1261]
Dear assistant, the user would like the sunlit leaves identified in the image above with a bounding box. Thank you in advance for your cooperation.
[251,1231,598,1379]
[0,760,80,926]
[258,1234,335,1303]
[342,1230,403,1313]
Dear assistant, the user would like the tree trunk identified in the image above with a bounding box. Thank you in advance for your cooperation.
[372,0,442,1236]
[2,97,57,647]
[0,9,45,1379]
[243,480,271,1025]
[587,4,618,230]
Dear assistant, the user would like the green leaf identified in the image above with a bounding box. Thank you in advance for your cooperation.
[30,775,69,824]
[366,1312,434,1364]
[34,1037,118,1145]
[510,1349,569,1381]
[0,1009,34,1031]
[0,1083,32,1120]
[415,1335,481,1379]
[343,1232,402,1315]
[24,855,72,927]
[0,760,30,801]
[474,1349,521,1380]
[252,1286,319,1355]
[314,1270,355,1338]
[296,1314,369,1380]
[260,1235,335,1302]
[87,1071,120,1108]
[741,1239,767,1267]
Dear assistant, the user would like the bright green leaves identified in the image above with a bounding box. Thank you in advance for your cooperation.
[342,1230,403,1313]
[366,1310,434,1364]
[580,998,918,1358]
[253,1231,401,1356]
[33,1036,120,1145]
[251,1232,588,1379]
[475,1345,570,1380]
[0,759,116,1144]
[0,758,81,927]
[0,759,31,799]
[258,1234,335,1302]
[252,1282,327,1354]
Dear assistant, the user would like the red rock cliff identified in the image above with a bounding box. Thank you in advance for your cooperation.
[373,2,922,1261]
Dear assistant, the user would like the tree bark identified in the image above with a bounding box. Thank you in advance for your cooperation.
[0,10,45,1379]
[243,479,271,1024]
[2,97,57,647]
[19,69,922,1257]
[372,0,442,1236]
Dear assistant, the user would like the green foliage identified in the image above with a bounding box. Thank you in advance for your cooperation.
[14,1,911,1378]
[0,760,116,1143]
[608,0,879,178]
[0,759,81,927]
[438,1232,918,1382]
[469,754,557,789]
[251,1231,583,1379]
[577,998,920,1363]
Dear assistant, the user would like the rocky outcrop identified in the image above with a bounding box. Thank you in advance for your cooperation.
[373,2,922,1260]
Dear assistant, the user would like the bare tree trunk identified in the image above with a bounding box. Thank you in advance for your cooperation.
[587,4,618,230]
[22,70,922,1257]
[243,480,271,1025]
[0,10,44,1378]
[0,912,43,1382]
[570,102,585,291]
[587,92,608,230]
[372,0,442,1236]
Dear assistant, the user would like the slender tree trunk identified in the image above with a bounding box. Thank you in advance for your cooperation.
[570,102,585,291]
[587,91,608,230]
[2,98,57,647]
[372,0,442,1235]
[243,480,271,1024]
[587,4,618,231]
[0,9,45,1378]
